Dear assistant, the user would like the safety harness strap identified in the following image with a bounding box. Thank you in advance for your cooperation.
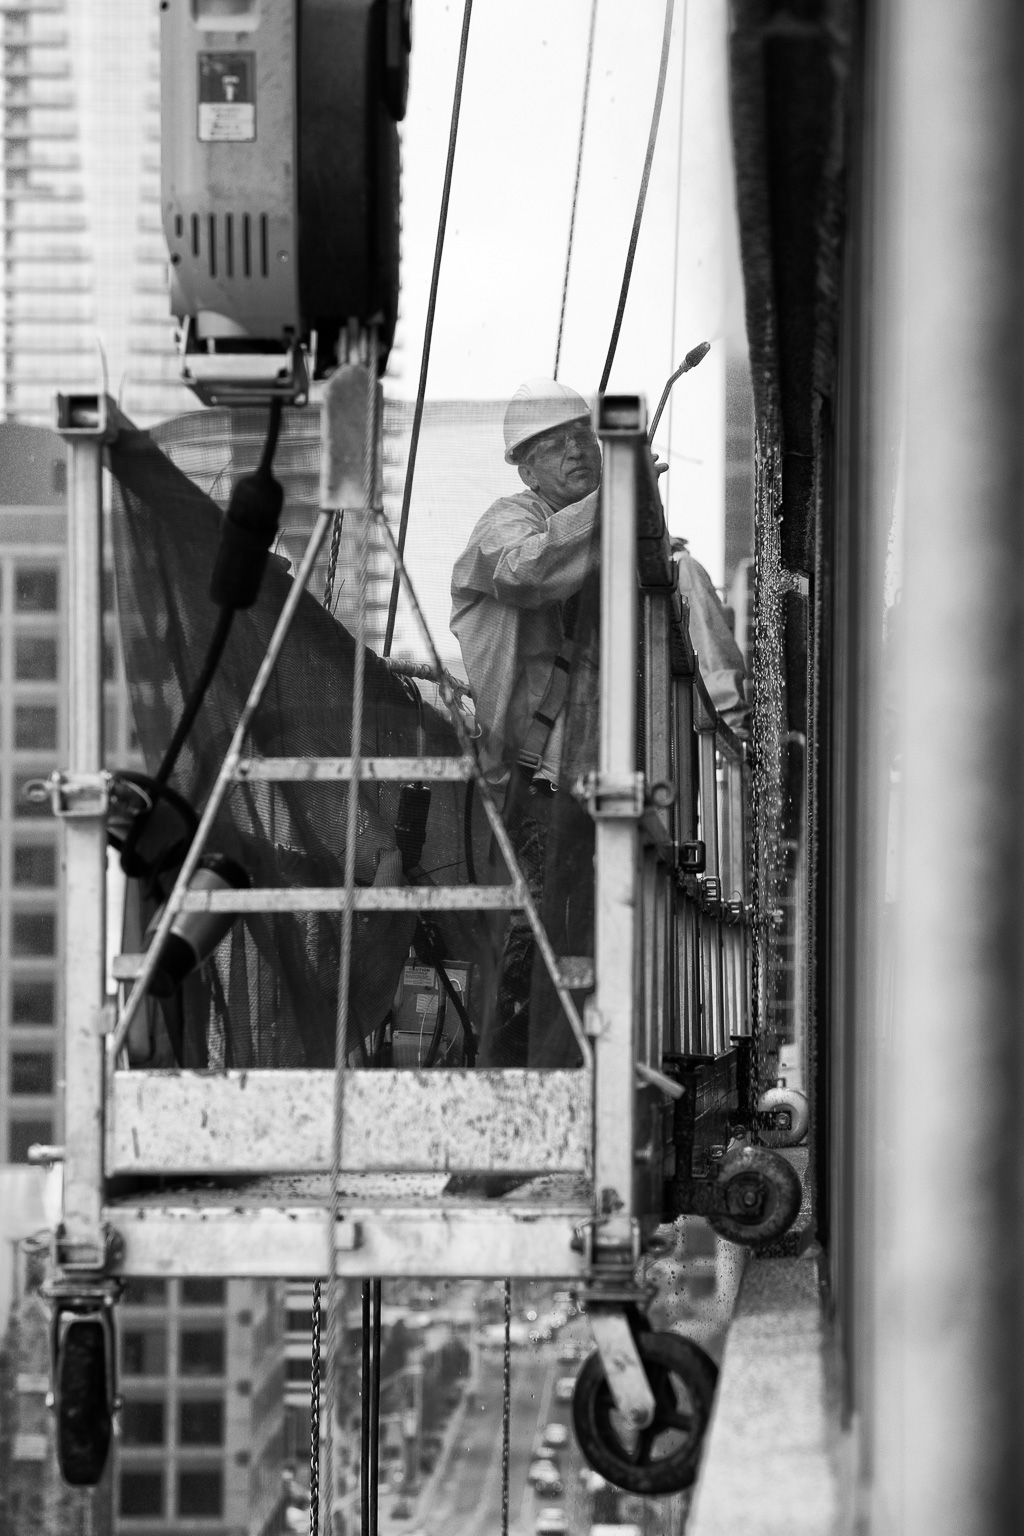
[517,642,574,772]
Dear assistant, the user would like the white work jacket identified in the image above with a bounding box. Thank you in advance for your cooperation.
[450,486,599,780]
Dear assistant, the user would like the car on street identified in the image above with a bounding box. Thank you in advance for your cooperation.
[555,1376,576,1402]
[543,1423,570,1448]
[535,1508,569,1535]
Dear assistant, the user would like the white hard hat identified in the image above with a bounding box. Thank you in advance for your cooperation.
[503,378,591,464]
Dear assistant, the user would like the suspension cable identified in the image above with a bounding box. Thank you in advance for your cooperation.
[308,1281,322,1536]
[382,0,475,657]
[598,0,676,395]
[322,324,378,1536]
[501,1279,512,1536]
[553,0,599,381]
[662,0,691,516]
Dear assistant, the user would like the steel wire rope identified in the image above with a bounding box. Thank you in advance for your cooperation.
[597,0,676,395]
[501,1279,512,1536]
[661,0,690,514]
[382,0,474,658]
[322,325,378,1536]
[553,0,599,380]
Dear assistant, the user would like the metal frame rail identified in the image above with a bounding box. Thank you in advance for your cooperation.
[44,389,754,1286]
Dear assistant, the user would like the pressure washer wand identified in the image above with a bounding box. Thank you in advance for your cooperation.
[648,340,711,445]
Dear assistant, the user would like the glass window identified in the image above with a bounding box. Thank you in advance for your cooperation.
[11,979,54,1024]
[179,1329,225,1377]
[122,1327,168,1376]
[11,1051,53,1095]
[12,910,56,957]
[181,1278,225,1307]
[119,1468,164,1518]
[287,1309,313,1333]
[13,843,56,886]
[123,1277,168,1307]
[121,1399,166,1446]
[8,1118,51,1162]
[15,635,57,680]
[13,774,54,818]
[14,705,57,750]
[15,567,58,613]
[177,1467,223,1519]
[286,1357,309,1382]
[179,1398,224,1446]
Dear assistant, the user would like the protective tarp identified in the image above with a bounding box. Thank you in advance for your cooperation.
[108,402,599,1071]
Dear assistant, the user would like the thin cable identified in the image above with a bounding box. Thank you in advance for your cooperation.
[360,1282,372,1536]
[501,1279,512,1536]
[598,0,676,395]
[663,0,690,516]
[322,510,344,614]
[323,326,377,1536]
[369,1279,382,1536]
[554,0,599,380]
[383,0,474,656]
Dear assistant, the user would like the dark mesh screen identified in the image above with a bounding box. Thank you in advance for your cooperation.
[108,403,597,1071]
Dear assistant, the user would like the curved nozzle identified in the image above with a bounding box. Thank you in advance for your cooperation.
[648,341,712,445]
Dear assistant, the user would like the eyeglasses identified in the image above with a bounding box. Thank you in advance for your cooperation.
[524,420,598,460]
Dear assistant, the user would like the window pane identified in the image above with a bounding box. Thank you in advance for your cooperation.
[122,1328,167,1376]
[15,567,58,612]
[11,1052,53,1095]
[179,1398,224,1446]
[15,636,57,680]
[13,843,56,886]
[121,1399,166,1446]
[13,774,54,818]
[8,1118,51,1162]
[12,910,56,956]
[123,1278,168,1307]
[119,1469,164,1518]
[181,1278,225,1307]
[287,1310,313,1333]
[286,1357,309,1382]
[11,979,54,1024]
[179,1329,225,1377]
[15,705,57,750]
[177,1468,223,1518]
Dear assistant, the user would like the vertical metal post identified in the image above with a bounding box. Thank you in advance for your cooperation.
[56,396,109,1268]
[592,400,641,1249]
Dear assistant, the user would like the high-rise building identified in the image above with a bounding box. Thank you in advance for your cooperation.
[0,0,192,426]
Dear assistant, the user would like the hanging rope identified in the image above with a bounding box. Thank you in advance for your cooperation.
[321,325,378,1536]
[383,0,475,657]
[308,1281,322,1536]
[553,0,599,380]
[322,510,344,615]
[598,0,676,395]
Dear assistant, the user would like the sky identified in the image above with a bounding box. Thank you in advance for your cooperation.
[389,0,746,585]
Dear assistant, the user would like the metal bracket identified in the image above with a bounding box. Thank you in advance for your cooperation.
[574,771,646,819]
[23,769,110,820]
[587,1307,656,1430]
[52,1222,125,1276]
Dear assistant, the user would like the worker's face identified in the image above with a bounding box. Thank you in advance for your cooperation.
[518,419,602,510]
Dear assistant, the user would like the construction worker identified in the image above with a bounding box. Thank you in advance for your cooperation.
[450,379,747,1066]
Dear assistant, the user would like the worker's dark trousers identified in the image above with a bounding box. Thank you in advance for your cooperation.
[486,771,551,1068]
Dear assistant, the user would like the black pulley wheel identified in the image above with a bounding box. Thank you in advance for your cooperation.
[54,1313,114,1486]
[707,1144,803,1246]
[572,1331,718,1495]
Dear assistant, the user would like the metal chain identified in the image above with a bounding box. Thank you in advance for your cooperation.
[322,325,376,1536]
[554,0,599,380]
[309,1280,322,1536]
[322,510,344,614]
[501,1279,512,1536]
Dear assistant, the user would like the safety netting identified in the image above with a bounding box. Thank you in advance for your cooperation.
[108,399,599,1073]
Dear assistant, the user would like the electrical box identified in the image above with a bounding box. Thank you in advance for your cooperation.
[161,0,409,402]
[391,957,470,1068]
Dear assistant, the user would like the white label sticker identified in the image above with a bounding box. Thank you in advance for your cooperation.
[403,967,434,990]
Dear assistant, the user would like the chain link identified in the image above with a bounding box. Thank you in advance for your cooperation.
[501,1279,512,1536]
[309,1280,322,1536]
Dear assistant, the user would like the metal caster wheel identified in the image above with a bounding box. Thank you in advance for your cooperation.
[572,1331,718,1495]
[707,1144,802,1246]
[53,1310,115,1486]
[756,1084,810,1147]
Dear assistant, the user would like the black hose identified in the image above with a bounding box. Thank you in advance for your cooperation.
[463,776,477,885]
[153,605,234,790]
